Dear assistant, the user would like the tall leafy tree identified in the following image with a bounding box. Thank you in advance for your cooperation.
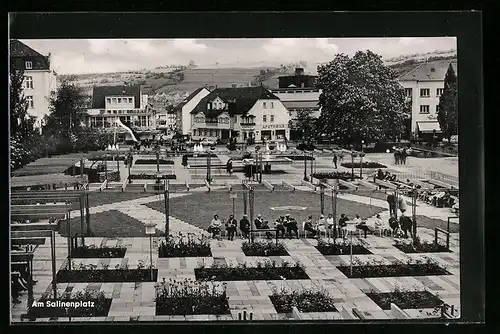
[316,51,407,146]
[437,64,458,142]
[293,109,318,143]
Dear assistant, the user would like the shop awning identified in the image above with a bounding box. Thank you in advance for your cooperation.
[417,121,442,133]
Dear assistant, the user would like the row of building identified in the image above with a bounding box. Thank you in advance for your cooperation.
[10,39,456,143]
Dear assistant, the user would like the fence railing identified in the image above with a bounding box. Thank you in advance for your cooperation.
[390,170,458,184]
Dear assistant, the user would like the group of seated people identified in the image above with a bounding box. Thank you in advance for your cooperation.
[303,213,380,238]
[207,213,301,240]
[375,169,397,182]
[419,190,457,208]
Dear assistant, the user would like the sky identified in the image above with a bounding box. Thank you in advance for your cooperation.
[18,37,456,75]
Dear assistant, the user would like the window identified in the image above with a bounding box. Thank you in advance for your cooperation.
[90,117,97,127]
[436,105,440,113]
[404,88,412,97]
[270,102,274,109]
[263,115,267,122]
[113,110,117,114]
[420,105,430,114]
[117,98,122,103]
[25,61,32,69]
[436,88,444,96]
[24,76,33,89]
[420,88,430,97]
[112,98,117,104]
[270,115,275,122]
[106,98,111,104]
[263,102,267,109]
[207,103,211,110]
[128,97,133,103]
[26,96,34,108]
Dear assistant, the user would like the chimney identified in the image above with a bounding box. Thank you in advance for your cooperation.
[295,68,304,76]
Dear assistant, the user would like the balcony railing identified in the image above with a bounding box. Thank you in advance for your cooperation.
[240,122,256,127]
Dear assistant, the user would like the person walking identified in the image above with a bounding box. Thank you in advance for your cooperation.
[332,154,338,169]
[387,192,397,217]
[239,214,251,239]
[225,214,237,241]
[226,158,233,175]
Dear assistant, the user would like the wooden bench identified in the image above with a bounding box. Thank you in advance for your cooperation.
[11,237,46,246]
[248,228,279,244]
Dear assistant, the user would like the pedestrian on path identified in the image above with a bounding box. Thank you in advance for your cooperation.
[226,158,233,175]
[332,154,338,169]
[387,193,397,216]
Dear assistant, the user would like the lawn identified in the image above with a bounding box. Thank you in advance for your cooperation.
[144,190,385,230]
[58,210,161,237]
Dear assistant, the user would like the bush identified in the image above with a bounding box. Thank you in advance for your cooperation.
[341,162,387,168]
[366,286,443,310]
[241,240,288,256]
[71,245,127,258]
[312,172,361,180]
[158,233,212,257]
[283,155,315,161]
[270,286,338,313]
[88,156,126,161]
[296,142,316,151]
[155,278,230,315]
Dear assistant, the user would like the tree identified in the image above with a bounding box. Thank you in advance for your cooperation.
[293,109,318,143]
[316,51,407,146]
[437,64,458,142]
[43,80,90,152]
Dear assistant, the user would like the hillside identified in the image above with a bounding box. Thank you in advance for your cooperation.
[60,51,457,104]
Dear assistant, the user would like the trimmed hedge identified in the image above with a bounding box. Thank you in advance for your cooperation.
[341,162,387,168]
[135,159,174,165]
[312,172,361,180]
[128,174,177,180]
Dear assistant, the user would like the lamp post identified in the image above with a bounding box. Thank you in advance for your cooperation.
[310,153,314,182]
[359,152,365,179]
[164,179,170,237]
[145,222,157,281]
[303,151,308,181]
[350,151,356,180]
[155,145,160,173]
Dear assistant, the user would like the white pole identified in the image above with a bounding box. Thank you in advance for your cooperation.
[350,231,353,276]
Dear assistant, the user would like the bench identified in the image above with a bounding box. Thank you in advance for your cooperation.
[263,180,274,191]
[300,179,316,191]
[10,223,60,231]
[434,227,450,250]
[11,237,46,246]
[248,228,279,245]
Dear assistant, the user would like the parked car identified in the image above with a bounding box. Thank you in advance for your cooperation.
[200,138,217,146]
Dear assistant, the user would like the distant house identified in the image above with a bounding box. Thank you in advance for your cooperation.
[9,39,57,129]
[190,86,290,143]
[86,85,157,141]
[173,87,211,135]
[270,68,321,140]
[398,59,458,139]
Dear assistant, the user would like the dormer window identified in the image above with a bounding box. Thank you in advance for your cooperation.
[207,103,211,110]
[25,61,33,70]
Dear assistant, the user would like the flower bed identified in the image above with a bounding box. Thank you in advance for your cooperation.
[57,261,157,282]
[341,162,387,169]
[195,260,309,281]
[182,153,217,166]
[89,156,126,161]
[394,237,451,254]
[71,245,127,258]
[312,172,361,180]
[316,239,372,255]
[128,173,176,180]
[135,159,174,165]
[155,278,230,315]
[26,290,111,318]
[158,233,212,258]
[241,240,289,256]
[270,287,338,313]
[336,257,450,278]
[366,288,443,310]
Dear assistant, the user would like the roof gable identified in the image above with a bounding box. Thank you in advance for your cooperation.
[92,85,142,109]
[10,39,50,71]
[174,87,209,110]
[191,86,279,116]
[398,60,457,81]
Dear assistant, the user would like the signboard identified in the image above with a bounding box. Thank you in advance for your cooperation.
[261,124,287,129]
[230,193,238,199]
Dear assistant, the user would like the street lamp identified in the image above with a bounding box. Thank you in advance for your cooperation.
[359,152,365,178]
[303,151,308,181]
[155,145,160,173]
[350,151,357,180]
[145,222,157,281]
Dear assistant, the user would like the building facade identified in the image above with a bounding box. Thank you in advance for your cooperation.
[190,86,290,143]
[398,59,458,138]
[271,68,321,140]
[9,39,57,129]
[86,85,157,141]
[174,87,211,135]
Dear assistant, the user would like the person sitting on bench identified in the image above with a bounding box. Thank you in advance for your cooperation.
[209,214,222,239]
[274,218,286,238]
[338,214,349,238]
[285,214,299,239]
[304,215,317,237]
[225,214,237,241]
[254,214,264,229]
[353,214,370,238]
[260,220,273,239]
[239,214,251,239]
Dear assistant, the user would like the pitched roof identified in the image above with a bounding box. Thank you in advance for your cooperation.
[91,85,142,109]
[398,59,457,81]
[282,100,320,110]
[174,87,207,110]
[9,39,50,71]
[191,86,279,117]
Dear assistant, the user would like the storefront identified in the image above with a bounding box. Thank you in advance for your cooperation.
[259,124,289,142]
